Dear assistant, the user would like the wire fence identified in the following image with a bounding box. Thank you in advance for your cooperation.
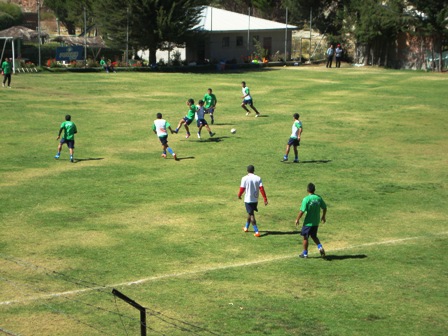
[0,254,222,335]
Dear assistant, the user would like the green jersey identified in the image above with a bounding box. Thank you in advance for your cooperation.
[60,121,77,140]
[203,93,217,109]
[300,194,326,227]
[100,59,107,66]
[290,120,302,139]
[186,105,196,120]
[1,61,12,75]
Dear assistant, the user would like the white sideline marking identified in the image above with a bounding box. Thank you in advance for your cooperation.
[1,234,446,306]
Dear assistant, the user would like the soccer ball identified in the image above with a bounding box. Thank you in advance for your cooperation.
[231,128,236,134]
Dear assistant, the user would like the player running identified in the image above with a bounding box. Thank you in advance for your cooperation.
[241,81,260,117]
[196,100,215,139]
[152,113,178,161]
[203,88,218,124]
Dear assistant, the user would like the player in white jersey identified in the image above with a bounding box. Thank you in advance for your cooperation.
[241,81,260,117]
[196,100,215,139]
[238,165,268,237]
[152,113,178,160]
[282,113,302,162]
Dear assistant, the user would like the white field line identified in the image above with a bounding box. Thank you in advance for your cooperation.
[1,233,446,306]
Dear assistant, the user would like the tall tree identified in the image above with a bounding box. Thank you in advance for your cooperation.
[45,0,76,35]
[406,0,448,71]
[94,0,207,65]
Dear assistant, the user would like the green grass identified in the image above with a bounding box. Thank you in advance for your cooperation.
[1,66,447,335]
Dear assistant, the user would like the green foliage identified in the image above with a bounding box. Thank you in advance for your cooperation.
[0,2,23,29]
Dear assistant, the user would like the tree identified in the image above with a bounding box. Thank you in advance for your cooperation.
[0,2,23,30]
[407,0,448,72]
[45,0,76,35]
[94,0,207,65]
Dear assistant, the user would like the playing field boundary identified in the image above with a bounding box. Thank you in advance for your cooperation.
[2,233,447,306]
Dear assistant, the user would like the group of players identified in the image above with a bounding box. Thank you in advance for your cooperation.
[53,81,327,259]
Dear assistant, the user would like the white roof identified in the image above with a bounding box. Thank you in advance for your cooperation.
[196,6,297,32]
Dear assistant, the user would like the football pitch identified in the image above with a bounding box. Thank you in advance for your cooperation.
[0,67,447,335]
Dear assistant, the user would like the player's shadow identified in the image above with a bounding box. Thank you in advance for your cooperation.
[192,136,230,143]
[176,156,195,161]
[322,254,367,261]
[212,123,235,126]
[282,159,332,164]
[255,114,269,118]
[259,230,300,237]
[74,158,104,162]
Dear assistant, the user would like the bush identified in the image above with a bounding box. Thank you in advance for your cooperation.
[0,2,23,29]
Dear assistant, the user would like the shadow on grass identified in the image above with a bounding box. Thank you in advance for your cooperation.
[259,230,300,237]
[176,156,195,161]
[282,159,332,164]
[323,254,367,261]
[190,136,231,143]
[74,158,104,163]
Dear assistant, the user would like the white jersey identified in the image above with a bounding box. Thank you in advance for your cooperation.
[242,86,252,101]
[153,119,169,137]
[196,105,206,120]
[240,173,263,203]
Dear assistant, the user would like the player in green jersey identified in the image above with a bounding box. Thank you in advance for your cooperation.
[54,115,78,162]
[295,183,327,258]
[174,98,196,138]
[2,58,12,88]
[203,88,218,124]
[283,113,302,162]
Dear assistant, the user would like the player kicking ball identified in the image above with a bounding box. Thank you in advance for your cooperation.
[173,98,196,138]
[152,113,178,161]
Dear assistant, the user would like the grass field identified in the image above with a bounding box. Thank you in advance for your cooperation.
[0,66,447,336]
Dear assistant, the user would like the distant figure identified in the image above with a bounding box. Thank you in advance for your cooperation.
[238,165,268,237]
[54,114,77,163]
[241,81,260,117]
[173,98,196,138]
[203,88,218,124]
[196,100,215,139]
[152,112,178,161]
[326,45,334,68]
[295,183,328,259]
[100,56,110,73]
[107,59,116,73]
[282,113,302,163]
[335,44,343,68]
[2,57,12,88]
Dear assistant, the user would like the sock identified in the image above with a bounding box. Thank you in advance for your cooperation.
[162,150,167,155]
[295,156,299,161]
[252,224,259,233]
[284,155,288,160]
[317,244,323,249]
[167,147,173,155]
[245,222,250,230]
[303,250,308,255]
[209,131,212,135]
[175,128,178,133]
[56,152,60,155]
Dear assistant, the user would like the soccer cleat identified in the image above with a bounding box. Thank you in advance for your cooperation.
[210,132,215,137]
[54,154,60,159]
[70,157,74,163]
[173,129,178,134]
[254,232,260,237]
[243,227,248,232]
[293,159,299,163]
[2,83,4,87]
[245,112,250,116]
[186,133,190,139]
[282,156,288,162]
[197,133,201,139]
[255,113,260,118]
[299,253,308,259]
[173,153,179,161]
[161,153,167,158]
[319,247,326,257]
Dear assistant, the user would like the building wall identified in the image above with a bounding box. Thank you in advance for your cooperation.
[187,30,293,64]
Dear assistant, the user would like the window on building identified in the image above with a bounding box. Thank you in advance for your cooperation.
[236,36,244,47]
[222,37,230,48]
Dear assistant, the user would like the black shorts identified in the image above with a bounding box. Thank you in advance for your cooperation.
[60,138,75,149]
[183,117,193,125]
[301,225,319,238]
[197,119,208,127]
[245,202,258,215]
[158,135,168,145]
[287,137,300,147]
